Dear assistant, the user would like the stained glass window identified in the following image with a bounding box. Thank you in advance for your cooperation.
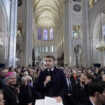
[89,0,98,8]
[38,28,41,40]
[73,25,82,39]
[102,25,105,37]
[49,28,53,40]
[45,46,48,52]
[43,29,48,40]
[50,45,54,52]
[37,46,41,53]
[73,25,78,39]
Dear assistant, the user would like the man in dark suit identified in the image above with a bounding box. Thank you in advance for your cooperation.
[63,71,77,105]
[80,97,93,105]
[33,55,67,104]
[72,73,86,105]
[73,73,95,105]
[81,81,105,105]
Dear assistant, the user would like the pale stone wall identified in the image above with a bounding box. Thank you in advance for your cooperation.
[89,0,105,66]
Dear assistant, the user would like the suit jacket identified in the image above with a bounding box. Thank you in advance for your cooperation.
[2,85,19,105]
[18,85,32,105]
[63,77,77,105]
[33,67,67,99]
[80,97,93,105]
[66,77,72,94]
[0,77,5,89]
[72,83,88,105]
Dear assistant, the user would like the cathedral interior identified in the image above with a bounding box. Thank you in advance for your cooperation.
[0,0,105,68]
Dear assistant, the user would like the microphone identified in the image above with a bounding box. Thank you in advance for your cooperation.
[44,69,52,86]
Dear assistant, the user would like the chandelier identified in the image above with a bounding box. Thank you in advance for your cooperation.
[96,41,105,50]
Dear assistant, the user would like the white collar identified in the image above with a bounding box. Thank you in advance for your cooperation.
[48,67,54,71]
[89,97,95,105]
[80,83,84,88]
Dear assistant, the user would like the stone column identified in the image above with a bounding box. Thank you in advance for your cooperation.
[82,0,91,67]
[8,0,18,67]
[64,0,73,67]
[23,0,33,66]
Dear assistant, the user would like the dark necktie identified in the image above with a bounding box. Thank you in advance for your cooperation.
[48,69,53,76]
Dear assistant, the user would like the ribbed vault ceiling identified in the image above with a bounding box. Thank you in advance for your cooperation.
[34,0,63,28]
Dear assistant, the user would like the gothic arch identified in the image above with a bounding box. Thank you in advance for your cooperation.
[91,9,105,40]
[90,9,105,66]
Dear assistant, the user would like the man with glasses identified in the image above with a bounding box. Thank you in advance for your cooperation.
[2,72,19,105]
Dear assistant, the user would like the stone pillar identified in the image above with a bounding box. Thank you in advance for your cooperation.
[8,0,18,67]
[64,0,73,67]
[82,0,91,67]
[24,0,33,66]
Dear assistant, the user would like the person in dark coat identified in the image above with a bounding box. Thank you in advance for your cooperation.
[80,81,105,105]
[72,73,86,105]
[2,72,19,105]
[73,73,95,105]
[80,97,93,105]
[18,76,32,105]
[33,55,67,105]
[63,71,77,105]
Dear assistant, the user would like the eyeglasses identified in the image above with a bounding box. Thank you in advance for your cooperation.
[9,77,16,80]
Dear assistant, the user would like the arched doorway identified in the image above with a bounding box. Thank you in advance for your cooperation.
[92,11,105,66]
